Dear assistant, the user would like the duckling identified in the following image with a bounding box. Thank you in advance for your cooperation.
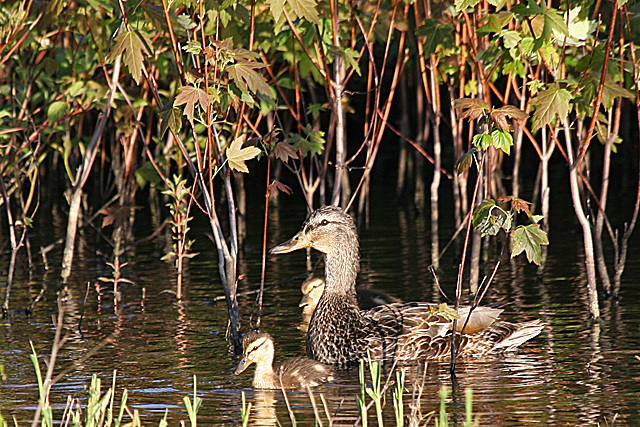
[235,330,335,389]
[270,205,544,368]
[299,276,400,310]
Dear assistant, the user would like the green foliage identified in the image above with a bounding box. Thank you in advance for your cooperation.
[107,30,152,85]
[183,375,202,427]
[472,197,549,265]
[226,135,262,173]
[454,99,528,160]
[528,83,573,131]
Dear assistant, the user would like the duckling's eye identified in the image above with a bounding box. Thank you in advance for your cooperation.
[319,219,329,226]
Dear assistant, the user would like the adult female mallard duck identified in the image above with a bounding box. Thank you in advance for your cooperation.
[235,330,335,389]
[270,205,544,368]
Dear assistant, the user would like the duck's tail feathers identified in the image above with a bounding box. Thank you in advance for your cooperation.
[492,319,544,352]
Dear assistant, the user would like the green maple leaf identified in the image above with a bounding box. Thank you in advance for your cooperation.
[542,8,568,42]
[528,83,573,131]
[266,0,285,23]
[108,30,151,84]
[226,136,262,173]
[472,133,492,151]
[173,85,211,122]
[416,20,455,57]
[491,128,513,155]
[228,61,271,97]
[287,0,319,24]
[454,0,481,12]
[478,13,515,33]
[472,199,497,229]
[160,104,183,137]
[511,223,549,265]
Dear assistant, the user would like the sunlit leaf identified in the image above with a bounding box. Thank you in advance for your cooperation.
[228,60,271,97]
[454,0,481,12]
[472,133,492,151]
[47,100,67,123]
[478,12,514,33]
[528,83,573,131]
[266,0,285,23]
[174,85,211,122]
[108,30,152,84]
[491,128,513,155]
[226,135,261,173]
[491,105,529,131]
[511,224,549,265]
[287,0,319,24]
[454,98,490,121]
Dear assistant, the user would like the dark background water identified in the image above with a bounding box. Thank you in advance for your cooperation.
[1,173,639,426]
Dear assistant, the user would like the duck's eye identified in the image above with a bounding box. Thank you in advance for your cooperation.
[320,219,329,226]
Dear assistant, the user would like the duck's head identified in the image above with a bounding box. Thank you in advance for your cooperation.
[270,205,358,256]
[235,331,275,375]
[299,277,325,307]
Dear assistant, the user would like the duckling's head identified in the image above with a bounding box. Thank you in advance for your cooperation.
[299,277,325,307]
[235,331,275,375]
[270,205,358,256]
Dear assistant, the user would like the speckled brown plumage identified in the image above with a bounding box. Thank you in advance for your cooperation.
[235,330,335,389]
[270,205,544,369]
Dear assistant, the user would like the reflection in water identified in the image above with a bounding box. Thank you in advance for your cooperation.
[1,202,640,426]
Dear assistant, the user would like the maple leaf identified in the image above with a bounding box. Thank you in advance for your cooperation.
[528,83,573,131]
[472,133,492,151]
[491,128,513,155]
[173,85,211,122]
[415,20,455,57]
[226,136,262,173]
[287,0,319,25]
[511,223,549,265]
[490,105,529,131]
[159,104,183,137]
[497,196,532,216]
[271,179,293,195]
[228,60,271,97]
[454,0,481,12]
[273,142,298,163]
[454,98,491,121]
[266,0,285,23]
[108,30,152,85]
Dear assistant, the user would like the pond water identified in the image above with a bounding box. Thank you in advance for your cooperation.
[1,178,640,426]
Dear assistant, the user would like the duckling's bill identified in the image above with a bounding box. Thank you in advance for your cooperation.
[234,356,252,375]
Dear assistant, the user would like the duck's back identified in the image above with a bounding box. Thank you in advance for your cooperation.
[275,357,334,389]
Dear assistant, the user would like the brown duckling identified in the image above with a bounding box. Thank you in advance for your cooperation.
[299,276,400,310]
[270,205,544,368]
[235,330,335,389]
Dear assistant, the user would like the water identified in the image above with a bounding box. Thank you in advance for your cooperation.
[1,187,639,426]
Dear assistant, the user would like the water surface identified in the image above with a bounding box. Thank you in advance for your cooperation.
[1,189,639,426]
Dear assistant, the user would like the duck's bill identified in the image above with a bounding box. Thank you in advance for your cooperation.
[299,293,312,307]
[234,356,252,375]
[269,230,309,254]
